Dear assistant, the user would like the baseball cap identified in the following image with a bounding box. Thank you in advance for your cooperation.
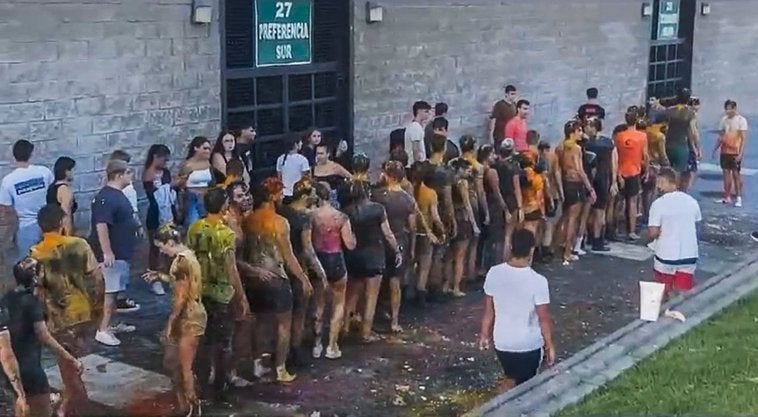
[501,138,515,150]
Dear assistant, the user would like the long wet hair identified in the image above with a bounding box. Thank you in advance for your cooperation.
[144,144,171,169]
[154,222,182,244]
[186,136,210,160]
[212,130,239,159]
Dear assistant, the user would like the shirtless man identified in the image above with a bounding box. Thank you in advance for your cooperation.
[459,135,488,281]
[372,161,416,331]
[411,162,444,307]
[479,145,510,268]
[311,182,355,359]
[243,178,312,382]
[517,150,546,237]
[556,120,596,265]
[428,134,456,299]
[538,141,561,262]
[186,188,249,399]
[279,178,326,363]
[492,139,523,259]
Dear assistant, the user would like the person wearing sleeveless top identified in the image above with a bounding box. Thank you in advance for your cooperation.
[47,157,78,236]
[176,137,214,227]
[212,131,249,185]
[142,223,207,417]
[313,143,352,208]
[143,144,174,295]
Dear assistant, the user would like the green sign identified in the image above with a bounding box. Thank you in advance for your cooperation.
[657,0,680,40]
[255,0,312,67]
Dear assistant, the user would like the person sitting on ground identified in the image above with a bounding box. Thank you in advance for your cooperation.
[647,168,701,300]
[478,228,555,390]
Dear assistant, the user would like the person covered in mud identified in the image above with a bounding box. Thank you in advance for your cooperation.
[479,144,509,268]
[371,161,416,332]
[186,187,248,400]
[427,133,456,300]
[311,181,356,359]
[556,120,596,265]
[313,144,352,208]
[142,223,207,417]
[278,178,327,364]
[445,157,480,298]
[492,139,523,259]
[242,178,312,382]
[518,150,546,237]
[459,135,489,282]
[30,204,103,417]
[410,161,444,307]
[342,179,401,343]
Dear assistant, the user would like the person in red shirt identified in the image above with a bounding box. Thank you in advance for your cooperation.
[614,108,649,241]
[504,100,530,152]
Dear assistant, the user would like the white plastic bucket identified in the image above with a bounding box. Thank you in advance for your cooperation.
[639,281,666,321]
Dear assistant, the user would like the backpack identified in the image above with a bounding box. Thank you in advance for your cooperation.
[390,128,406,153]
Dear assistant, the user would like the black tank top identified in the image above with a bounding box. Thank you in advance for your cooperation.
[46,183,78,214]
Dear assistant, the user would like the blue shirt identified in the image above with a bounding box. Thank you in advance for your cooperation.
[89,186,138,261]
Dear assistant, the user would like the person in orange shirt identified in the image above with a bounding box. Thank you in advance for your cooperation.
[615,108,649,241]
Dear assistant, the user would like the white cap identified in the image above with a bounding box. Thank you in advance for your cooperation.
[501,138,515,150]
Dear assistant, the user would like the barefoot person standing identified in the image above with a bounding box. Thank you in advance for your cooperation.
[478,229,555,390]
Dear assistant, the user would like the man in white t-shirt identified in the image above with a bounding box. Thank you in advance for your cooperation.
[276,137,310,201]
[0,140,54,262]
[478,228,555,389]
[404,101,432,167]
[714,99,749,207]
[648,167,701,298]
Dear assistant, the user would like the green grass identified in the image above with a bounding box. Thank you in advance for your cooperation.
[558,293,758,416]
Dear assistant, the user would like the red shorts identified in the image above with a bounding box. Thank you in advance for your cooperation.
[654,270,694,294]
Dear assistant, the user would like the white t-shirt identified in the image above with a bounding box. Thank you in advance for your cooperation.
[719,114,748,133]
[122,182,139,213]
[0,165,54,228]
[404,121,426,166]
[276,153,310,197]
[483,263,550,352]
[648,191,701,273]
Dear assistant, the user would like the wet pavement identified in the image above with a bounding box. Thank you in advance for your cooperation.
[2,124,758,416]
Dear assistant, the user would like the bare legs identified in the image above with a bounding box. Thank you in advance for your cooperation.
[313,277,347,359]
[388,276,403,332]
[175,334,200,413]
[561,203,582,263]
[447,240,468,296]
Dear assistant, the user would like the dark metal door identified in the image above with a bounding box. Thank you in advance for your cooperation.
[221,0,351,178]
[647,0,696,99]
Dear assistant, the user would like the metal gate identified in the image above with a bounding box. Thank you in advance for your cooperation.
[647,0,695,99]
[221,0,351,177]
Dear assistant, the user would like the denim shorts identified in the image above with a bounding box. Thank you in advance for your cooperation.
[15,223,42,262]
[185,192,207,227]
[102,260,130,294]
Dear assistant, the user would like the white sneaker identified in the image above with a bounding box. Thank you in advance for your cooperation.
[312,342,323,359]
[229,374,253,388]
[96,330,121,346]
[325,346,342,359]
[150,281,166,296]
[108,323,136,334]
[735,197,743,208]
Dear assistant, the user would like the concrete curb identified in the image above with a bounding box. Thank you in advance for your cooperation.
[465,252,758,417]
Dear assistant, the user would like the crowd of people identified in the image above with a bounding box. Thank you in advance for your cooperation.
[0,83,748,416]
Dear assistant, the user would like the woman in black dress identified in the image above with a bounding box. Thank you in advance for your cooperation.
[47,156,77,235]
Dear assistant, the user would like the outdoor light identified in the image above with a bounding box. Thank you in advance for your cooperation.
[366,2,384,24]
[641,2,653,17]
[192,0,212,24]
[701,3,711,15]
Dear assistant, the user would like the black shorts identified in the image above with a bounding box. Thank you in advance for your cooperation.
[495,348,543,385]
[316,251,347,283]
[20,366,50,396]
[622,175,641,198]
[202,300,234,347]
[345,249,385,279]
[504,194,519,214]
[290,276,307,313]
[247,277,293,314]
[562,181,586,208]
[720,154,741,172]
[687,147,699,173]
[524,210,542,222]
[592,179,610,209]
[453,210,474,242]
[642,167,657,191]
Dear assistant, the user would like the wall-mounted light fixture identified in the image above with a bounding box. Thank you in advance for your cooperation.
[366,2,384,24]
[641,2,653,17]
[701,3,711,15]
[192,0,212,24]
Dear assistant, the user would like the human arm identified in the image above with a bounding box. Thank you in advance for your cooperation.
[576,150,596,204]
[647,200,661,241]
[379,209,401,266]
[0,330,28,416]
[478,295,495,350]
[512,174,524,222]
[610,147,619,196]
[340,214,357,250]
[485,168,507,212]
[301,226,327,286]
[408,209,417,260]
[442,185,457,238]
[551,153,564,201]
[738,118,748,162]
[411,140,424,163]
[95,223,114,267]
[58,185,75,235]
[173,161,190,188]
[333,162,353,180]
[211,153,228,176]
[34,321,80,372]
[226,247,250,319]
[488,118,496,144]
[688,117,701,159]
[277,220,312,296]
[536,304,555,366]
[475,170,488,224]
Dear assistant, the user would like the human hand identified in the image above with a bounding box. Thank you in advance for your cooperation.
[473,225,481,237]
[610,183,619,197]
[301,278,313,298]
[141,270,160,283]
[15,396,29,417]
[478,335,490,351]
[395,252,403,269]
[102,251,115,268]
[544,344,556,367]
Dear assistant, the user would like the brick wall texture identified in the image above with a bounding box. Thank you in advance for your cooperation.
[351,0,651,166]
[0,0,222,227]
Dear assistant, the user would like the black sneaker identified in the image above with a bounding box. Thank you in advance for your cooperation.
[416,290,428,308]
[592,242,611,252]
[116,298,140,313]
[751,232,758,243]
